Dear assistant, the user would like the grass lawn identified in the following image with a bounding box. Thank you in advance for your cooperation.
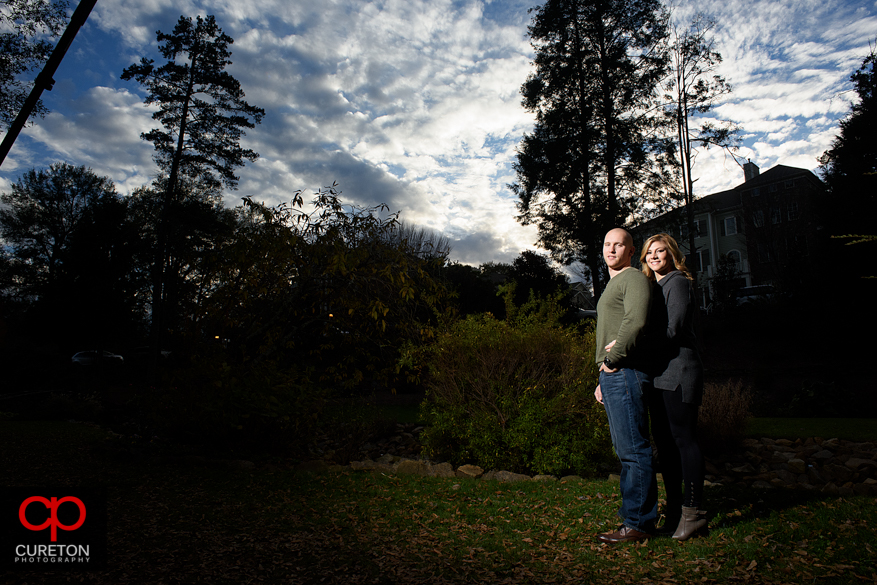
[2,420,876,584]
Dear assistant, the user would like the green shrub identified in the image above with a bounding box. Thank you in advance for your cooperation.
[417,295,613,477]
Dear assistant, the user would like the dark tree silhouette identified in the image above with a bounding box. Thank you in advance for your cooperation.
[121,14,265,358]
[508,250,570,307]
[511,0,669,299]
[0,0,68,129]
[819,44,877,244]
[0,163,146,347]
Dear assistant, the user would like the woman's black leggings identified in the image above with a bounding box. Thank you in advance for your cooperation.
[648,387,704,509]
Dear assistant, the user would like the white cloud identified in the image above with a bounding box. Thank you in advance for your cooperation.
[2,0,875,266]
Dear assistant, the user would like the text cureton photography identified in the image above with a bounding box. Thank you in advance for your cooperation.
[1,488,106,572]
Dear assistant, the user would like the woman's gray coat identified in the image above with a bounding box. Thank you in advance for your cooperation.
[651,270,704,404]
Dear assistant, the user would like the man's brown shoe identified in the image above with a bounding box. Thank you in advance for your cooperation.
[596,525,650,544]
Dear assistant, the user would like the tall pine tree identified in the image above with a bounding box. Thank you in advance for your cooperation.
[511,0,669,298]
[122,14,264,358]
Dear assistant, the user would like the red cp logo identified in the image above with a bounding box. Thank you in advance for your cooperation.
[19,496,86,542]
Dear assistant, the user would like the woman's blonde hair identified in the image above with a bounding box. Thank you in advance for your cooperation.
[640,233,693,281]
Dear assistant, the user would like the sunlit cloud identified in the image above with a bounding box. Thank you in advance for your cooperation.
[1,0,874,267]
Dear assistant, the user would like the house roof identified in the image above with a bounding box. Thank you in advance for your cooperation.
[633,164,821,232]
[740,164,818,189]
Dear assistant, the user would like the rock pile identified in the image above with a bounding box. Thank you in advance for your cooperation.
[704,436,877,496]
[304,428,877,496]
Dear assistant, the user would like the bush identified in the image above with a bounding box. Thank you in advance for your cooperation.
[416,295,613,477]
[697,379,753,454]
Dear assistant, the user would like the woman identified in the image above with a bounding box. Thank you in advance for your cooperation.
[641,233,706,540]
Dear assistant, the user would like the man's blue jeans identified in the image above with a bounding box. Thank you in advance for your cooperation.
[600,368,657,532]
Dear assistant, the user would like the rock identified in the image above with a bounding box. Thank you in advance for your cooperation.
[822,438,841,449]
[824,463,853,484]
[493,470,532,483]
[845,458,877,471]
[773,469,797,483]
[813,449,834,460]
[431,462,456,478]
[770,450,794,462]
[822,482,839,495]
[752,480,772,489]
[807,467,826,486]
[560,475,584,483]
[774,439,794,447]
[533,475,558,482]
[456,464,484,479]
[351,460,378,471]
[731,463,756,474]
[853,483,872,496]
[787,459,807,474]
[396,459,432,476]
[608,473,621,483]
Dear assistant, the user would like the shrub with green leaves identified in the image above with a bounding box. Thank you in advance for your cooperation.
[417,294,613,477]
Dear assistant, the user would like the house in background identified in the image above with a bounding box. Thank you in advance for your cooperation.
[631,161,826,308]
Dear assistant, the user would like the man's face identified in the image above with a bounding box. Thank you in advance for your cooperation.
[603,229,634,271]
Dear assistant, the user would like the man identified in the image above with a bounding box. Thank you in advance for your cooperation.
[593,227,657,544]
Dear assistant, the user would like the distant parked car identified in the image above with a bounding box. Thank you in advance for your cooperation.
[71,350,124,366]
[735,285,777,306]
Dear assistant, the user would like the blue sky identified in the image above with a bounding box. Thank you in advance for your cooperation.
[1,0,875,266]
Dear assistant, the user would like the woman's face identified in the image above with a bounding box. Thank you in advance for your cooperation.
[646,241,673,277]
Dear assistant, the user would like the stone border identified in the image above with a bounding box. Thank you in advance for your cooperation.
[297,436,877,497]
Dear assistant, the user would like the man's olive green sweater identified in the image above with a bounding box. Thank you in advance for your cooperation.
[595,267,651,371]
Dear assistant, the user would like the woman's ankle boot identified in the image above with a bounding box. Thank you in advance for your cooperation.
[672,506,707,541]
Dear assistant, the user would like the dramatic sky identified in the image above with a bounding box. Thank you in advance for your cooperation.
[1,0,875,266]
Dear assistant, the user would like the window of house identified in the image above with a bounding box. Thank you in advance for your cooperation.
[757,242,774,262]
[768,184,778,193]
[680,220,701,239]
[771,207,782,224]
[788,201,800,220]
[725,250,742,271]
[751,187,761,197]
[694,249,711,272]
[724,216,737,235]
[785,180,795,189]
[753,210,764,228]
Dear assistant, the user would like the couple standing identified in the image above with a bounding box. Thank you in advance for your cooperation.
[593,227,706,544]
